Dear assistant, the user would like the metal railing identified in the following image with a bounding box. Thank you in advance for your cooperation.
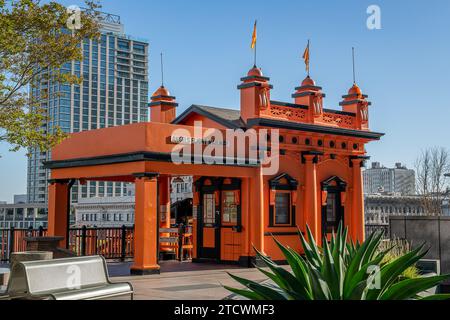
[68,226,134,261]
[365,224,390,239]
[0,226,134,262]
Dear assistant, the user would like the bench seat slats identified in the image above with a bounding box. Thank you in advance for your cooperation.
[7,256,133,300]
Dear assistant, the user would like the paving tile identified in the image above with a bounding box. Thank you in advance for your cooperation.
[111,262,268,300]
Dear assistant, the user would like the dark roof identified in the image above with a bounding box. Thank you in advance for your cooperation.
[172,104,385,140]
[172,105,245,129]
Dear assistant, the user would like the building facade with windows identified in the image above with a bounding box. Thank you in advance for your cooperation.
[27,11,149,204]
[364,194,426,226]
[73,197,135,228]
[171,177,194,204]
[0,203,48,229]
[363,162,416,196]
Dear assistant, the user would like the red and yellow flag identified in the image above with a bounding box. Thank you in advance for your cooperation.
[251,20,257,49]
[303,40,310,74]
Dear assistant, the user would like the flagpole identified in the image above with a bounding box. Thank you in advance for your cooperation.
[307,39,310,77]
[254,41,257,67]
[352,47,356,84]
[160,52,164,87]
[253,20,257,67]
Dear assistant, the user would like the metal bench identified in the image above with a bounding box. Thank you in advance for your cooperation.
[6,256,133,300]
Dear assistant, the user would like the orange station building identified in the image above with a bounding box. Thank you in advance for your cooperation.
[45,65,384,275]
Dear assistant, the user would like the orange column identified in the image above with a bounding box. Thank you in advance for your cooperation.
[47,180,70,248]
[131,174,161,275]
[250,167,265,254]
[192,176,200,260]
[241,177,251,260]
[159,176,171,229]
[351,159,365,243]
[303,154,320,243]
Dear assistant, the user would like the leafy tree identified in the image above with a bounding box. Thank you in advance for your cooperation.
[0,0,100,154]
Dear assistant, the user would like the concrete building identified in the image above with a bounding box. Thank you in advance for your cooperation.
[364,194,427,226]
[13,194,27,204]
[171,177,193,204]
[363,162,416,196]
[73,197,134,228]
[27,10,149,204]
[0,203,47,229]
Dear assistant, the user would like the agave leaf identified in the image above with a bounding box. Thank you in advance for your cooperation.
[321,238,341,299]
[343,231,378,293]
[365,244,427,300]
[337,254,346,297]
[308,266,332,300]
[255,267,307,300]
[272,237,313,299]
[254,267,294,299]
[287,247,314,298]
[346,280,371,300]
[331,223,342,262]
[227,272,263,288]
[343,253,388,299]
[246,282,289,300]
[379,274,450,300]
[253,246,308,298]
[299,226,322,269]
[339,225,349,259]
[360,231,384,267]
[227,272,288,300]
[330,234,336,252]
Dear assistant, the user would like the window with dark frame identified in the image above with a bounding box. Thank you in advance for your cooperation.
[203,194,216,225]
[275,193,291,225]
[222,191,238,224]
[325,193,338,233]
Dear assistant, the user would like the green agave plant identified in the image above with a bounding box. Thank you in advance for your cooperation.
[225,225,450,300]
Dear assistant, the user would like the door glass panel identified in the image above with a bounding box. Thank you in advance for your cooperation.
[325,193,338,233]
[223,192,237,224]
[275,193,290,225]
[203,194,215,226]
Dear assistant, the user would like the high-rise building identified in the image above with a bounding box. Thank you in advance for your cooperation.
[27,11,149,204]
[363,162,416,196]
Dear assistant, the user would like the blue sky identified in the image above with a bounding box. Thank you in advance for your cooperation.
[1,0,450,202]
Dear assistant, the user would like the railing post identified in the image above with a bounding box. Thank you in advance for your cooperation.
[81,226,87,256]
[27,225,33,238]
[8,226,15,261]
[178,225,184,262]
[121,225,127,262]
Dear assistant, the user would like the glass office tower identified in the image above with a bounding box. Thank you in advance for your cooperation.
[27,12,149,204]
